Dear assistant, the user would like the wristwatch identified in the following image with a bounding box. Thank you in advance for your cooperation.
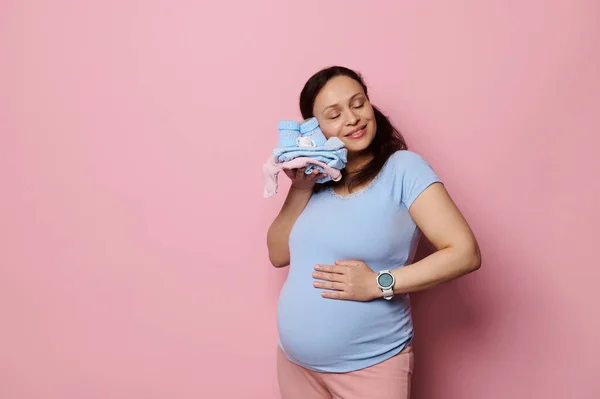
[376,270,395,300]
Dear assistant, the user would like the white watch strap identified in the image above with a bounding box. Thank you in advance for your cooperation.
[382,288,394,300]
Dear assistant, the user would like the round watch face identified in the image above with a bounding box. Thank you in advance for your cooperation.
[378,273,394,288]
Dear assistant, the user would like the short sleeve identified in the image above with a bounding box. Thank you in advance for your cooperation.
[390,151,442,210]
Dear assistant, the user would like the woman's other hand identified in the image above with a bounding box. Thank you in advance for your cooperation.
[284,168,326,192]
[312,260,381,301]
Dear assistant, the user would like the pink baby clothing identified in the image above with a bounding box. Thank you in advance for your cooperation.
[262,155,342,198]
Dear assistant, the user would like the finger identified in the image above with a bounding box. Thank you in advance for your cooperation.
[310,170,325,180]
[304,168,318,179]
[321,291,351,300]
[312,271,345,283]
[313,281,345,291]
[283,169,296,179]
[334,260,362,267]
[315,264,345,274]
[295,168,306,179]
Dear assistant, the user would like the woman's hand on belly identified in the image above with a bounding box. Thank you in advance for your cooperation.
[312,260,381,301]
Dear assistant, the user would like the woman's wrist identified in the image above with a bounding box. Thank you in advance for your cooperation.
[278,185,314,218]
[289,185,314,196]
[370,282,384,300]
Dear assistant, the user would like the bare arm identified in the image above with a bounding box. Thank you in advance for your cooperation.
[390,182,481,293]
[267,168,325,267]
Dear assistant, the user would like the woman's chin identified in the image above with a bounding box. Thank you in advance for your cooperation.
[343,137,373,154]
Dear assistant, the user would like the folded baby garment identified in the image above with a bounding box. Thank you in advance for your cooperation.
[273,136,347,170]
[274,118,348,169]
[263,117,347,198]
[262,155,343,198]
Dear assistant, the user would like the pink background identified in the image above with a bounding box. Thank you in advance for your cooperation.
[1,1,599,398]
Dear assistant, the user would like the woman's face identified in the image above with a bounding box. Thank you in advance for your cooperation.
[312,75,377,154]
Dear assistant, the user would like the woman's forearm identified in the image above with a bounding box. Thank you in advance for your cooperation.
[267,187,313,267]
[390,245,481,294]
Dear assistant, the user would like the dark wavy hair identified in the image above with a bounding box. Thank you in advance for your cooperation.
[299,66,408,192]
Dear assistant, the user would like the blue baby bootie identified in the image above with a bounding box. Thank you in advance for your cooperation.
[278,120,301,148]
[299,117,327,148]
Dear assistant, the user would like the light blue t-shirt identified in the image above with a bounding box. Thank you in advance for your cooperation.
[277,150,442,373]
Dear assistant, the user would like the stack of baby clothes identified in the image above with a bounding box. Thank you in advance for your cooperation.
[262,117,347,198]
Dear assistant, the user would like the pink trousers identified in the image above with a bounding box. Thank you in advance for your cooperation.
[277,346,414,399]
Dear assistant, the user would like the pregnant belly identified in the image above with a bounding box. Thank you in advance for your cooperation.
[276,277,412,370]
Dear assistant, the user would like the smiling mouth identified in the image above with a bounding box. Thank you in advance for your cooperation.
[345,125,367,138]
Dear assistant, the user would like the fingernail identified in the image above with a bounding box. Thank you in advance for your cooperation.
[315,265,320,270]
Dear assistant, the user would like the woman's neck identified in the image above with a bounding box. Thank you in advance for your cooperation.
[333,150,375,195]
[345,150,374,174]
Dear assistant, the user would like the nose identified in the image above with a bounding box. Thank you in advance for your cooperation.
[344,108,360,126]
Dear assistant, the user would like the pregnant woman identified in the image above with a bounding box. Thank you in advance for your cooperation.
[267,66,481,399]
